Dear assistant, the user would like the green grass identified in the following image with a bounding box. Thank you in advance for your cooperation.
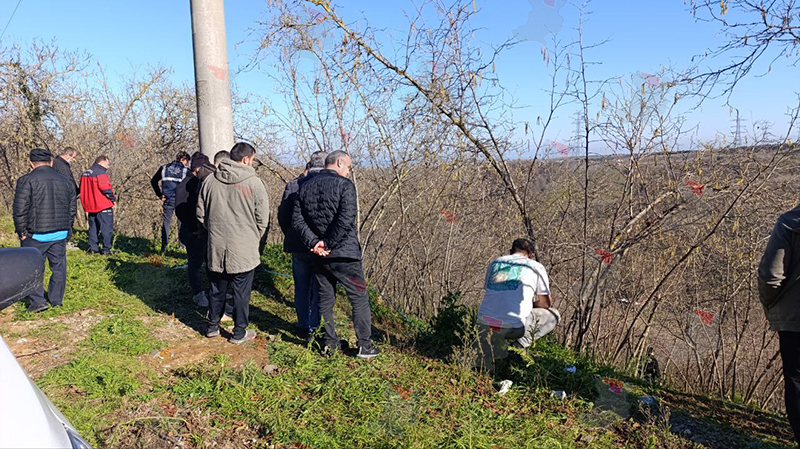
[0,221,794,448]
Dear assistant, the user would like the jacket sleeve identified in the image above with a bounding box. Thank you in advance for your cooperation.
[277,181,297,235]
[254,180,270,237]
[12,176,31,237]
[98,173,116,202]
[69,180,77,222]
[758,219,793,308]
[196,178,207,228]
[173,179,190,225]
[151,168,163,198]
[291,189,319,250]
[323,180,358,250]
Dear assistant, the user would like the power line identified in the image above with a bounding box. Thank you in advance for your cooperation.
[0,0,23,43]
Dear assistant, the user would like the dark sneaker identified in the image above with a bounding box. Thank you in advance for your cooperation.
[206,328,220,338]
[229,329,256,345]
[26,304,49,314]
[357,344,380,359]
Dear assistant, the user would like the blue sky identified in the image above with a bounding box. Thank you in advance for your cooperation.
[2,0,797,147]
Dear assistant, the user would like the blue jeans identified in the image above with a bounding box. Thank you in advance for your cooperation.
[161,200,178,252]
[292,252,320,331]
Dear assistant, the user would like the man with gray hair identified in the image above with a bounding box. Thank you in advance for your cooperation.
[278,150,327,338]
[291,150,379,358]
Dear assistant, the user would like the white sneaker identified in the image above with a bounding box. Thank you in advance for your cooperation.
[192,291,209,308]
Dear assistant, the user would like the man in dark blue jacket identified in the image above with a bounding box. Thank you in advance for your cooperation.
[13,148,77,313]
[151,151,190,252]
[291,150,378,358]
[278,151,326,338]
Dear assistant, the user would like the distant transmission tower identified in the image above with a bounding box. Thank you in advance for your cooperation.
[730,109,746,148]
[572,111,584,152]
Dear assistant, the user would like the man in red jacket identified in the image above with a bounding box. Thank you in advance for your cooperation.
[79,155,116,254]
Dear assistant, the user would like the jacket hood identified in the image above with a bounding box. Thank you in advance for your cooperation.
[215,159,256,185]
[781,206,800,233]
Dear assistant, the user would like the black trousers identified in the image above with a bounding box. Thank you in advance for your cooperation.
[161,200,178,252]
[780,331,800,444]
[180,231,206,295]
[21,238,67,308]
[207,270,254,340]
[313,258,372,348]
[88,208,113,253]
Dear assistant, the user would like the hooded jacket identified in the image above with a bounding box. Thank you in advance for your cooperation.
[196,159,269,274]
[758,205,800,331]
[290,169,362,260]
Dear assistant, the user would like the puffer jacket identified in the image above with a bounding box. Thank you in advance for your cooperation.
[197,159,269,274]
[291,169,361,260]
[758,205,800,332]
[13,165,77,238]
[277,168,322,253]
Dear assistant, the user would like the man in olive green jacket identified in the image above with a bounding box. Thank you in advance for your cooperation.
[758,205,800,444]
[197,142,269,344]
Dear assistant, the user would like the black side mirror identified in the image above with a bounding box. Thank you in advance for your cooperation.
[0,248,44,311]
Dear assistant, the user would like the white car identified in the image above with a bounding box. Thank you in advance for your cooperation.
[0,247,92,449]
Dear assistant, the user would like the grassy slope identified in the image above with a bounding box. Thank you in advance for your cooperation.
[0,216,794,449]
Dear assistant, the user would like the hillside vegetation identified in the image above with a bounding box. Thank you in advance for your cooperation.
[0,216,794,448]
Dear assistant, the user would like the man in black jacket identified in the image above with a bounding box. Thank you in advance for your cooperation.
[175,152,216,307]
[291,151,378,358]
[278,150,326,338]
[52,147,79,195]
[13,148,77,313]
[52,147,79,247]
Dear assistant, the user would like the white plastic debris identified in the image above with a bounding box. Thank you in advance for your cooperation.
[496,379,513,396]
[551,390,567,399]
[564,365,577,373]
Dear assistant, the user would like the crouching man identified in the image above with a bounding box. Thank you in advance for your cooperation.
[475,238,560,370]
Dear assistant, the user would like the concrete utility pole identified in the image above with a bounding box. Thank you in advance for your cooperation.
[190,0,235,158]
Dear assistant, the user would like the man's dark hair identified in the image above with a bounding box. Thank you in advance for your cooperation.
[176,151,190,162]
[510,238,535,256]
[95,155,109,165]
[214,150,231,165]
[230,142,255,162]
[60,147,77,157]
[325,150,349,167]
[308,151,328,169]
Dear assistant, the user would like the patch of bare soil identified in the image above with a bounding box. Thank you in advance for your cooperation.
[1,308,104,378]
[142,331,272,374]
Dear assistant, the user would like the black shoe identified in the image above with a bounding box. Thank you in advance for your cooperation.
[295,326,311,340]
[26,304,50,314]
[206,327,220,338]
[357,344,380,359]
